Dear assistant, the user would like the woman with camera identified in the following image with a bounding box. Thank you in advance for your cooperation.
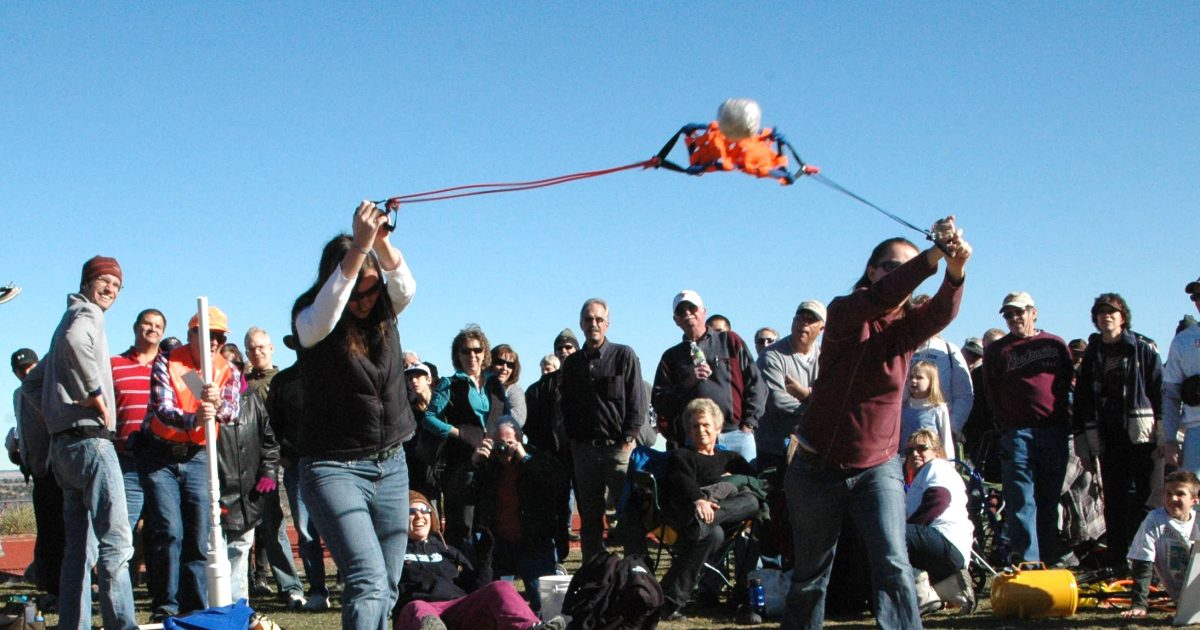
[470,417,570,612]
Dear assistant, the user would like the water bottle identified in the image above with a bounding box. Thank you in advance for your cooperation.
[24,600,36,624]
[690,341,707,373]
[749,578,766,616]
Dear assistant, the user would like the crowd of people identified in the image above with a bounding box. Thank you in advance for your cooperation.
[6,205,1200,630]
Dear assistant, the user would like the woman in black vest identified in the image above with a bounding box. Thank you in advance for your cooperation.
[292,201,417,630]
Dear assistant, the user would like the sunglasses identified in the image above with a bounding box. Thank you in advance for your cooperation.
[409,505,432,515]
[674,303,699,317]
[1001,308,1028,320]
[349,282,380,302]
[875,260,903,273]
[907,444,932,454]
[755,337,776,345]
[493,358,515,369]
[459,346,484,356]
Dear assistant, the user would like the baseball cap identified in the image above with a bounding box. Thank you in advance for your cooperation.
[796,299,827,323]
[999,291,1035,313]
[10,348,37,372]
[404,363,432,378]
[188,306,230,334]
[672,290,705,313]
[962,337,983,357]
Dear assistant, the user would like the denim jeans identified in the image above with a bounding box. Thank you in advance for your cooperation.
[283,460,327,597]
[301,449,409,630]
[492,536,557,612]
[50,434,138,630]
[138,444,211,616]
[719,429,757,469]
[783,455,920,630]
[1182,425,1200,473]
[999,426,1069,563]
[226,528,256,602]
[661,490,759,611]
[905,523,964,583]
[118,453,144,535]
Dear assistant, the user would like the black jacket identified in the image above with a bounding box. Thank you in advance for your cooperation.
[265,364,303,463]
[524,370,566,455]
[218,390,281,533]
[472,447,570,551]
[399,536,491,604]
[296,323,415,459]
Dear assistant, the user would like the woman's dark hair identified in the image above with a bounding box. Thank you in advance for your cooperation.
[1090,292,1131,331]
[220,343,246,372]
[291,234,395,359]
[853,237,918,290]
[450,324,491,373]
[490,344,521,385]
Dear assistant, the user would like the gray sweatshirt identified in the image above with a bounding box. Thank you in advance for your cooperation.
[40,293,114,434]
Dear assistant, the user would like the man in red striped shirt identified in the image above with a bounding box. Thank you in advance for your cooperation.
[111,309,165,537]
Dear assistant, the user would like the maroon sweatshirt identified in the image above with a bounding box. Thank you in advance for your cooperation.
[982,331,1072,431]
[798,254,963,469]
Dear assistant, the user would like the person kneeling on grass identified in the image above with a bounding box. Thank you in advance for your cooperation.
[1122,470,1200,618]
[394,491,566,630]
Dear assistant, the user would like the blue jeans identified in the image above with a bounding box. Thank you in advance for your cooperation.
[783,455,920,630]
[719,429,757,469]
[284,460,327,598]
[118,454,144,538]
[301,449,409,630]
[999,426,1069,563]
[492,536,557,612]
[139,445,211,616]
[50,434,137,630]
[1181,426,1200,473]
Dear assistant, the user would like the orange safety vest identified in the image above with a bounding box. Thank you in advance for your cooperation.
[148,346,232,445]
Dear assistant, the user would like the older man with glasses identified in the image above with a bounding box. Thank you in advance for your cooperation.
[982,291,1073,565]
[756,301,825,475]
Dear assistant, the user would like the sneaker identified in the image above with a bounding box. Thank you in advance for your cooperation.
[303,594,331,611]
[286,591,307,610]
[736,604,764,625]
[530,615,567,630]
[658,604,687,622]
[418,616,447,630]
[932,567,976,615]
[251,579,274,597]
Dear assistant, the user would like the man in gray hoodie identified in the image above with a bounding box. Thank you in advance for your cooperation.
[40,255,137,630]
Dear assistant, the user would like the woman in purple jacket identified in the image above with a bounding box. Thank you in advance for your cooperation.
[783,217,972,630]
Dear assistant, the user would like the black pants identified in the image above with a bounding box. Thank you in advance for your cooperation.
[660,491,758,610]
[1099,435,1155,570]
[32,472,65,595]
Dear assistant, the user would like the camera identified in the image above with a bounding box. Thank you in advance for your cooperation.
[492,441,511,458]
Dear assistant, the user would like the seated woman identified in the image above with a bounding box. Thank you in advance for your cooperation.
[659,398,761,621]
[395,491,566,630]
[903,428,975,612]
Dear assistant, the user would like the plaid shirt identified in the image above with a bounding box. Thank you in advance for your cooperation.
[150,342,241,430]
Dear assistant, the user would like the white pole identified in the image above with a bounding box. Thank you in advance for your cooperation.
[198,297,233,607]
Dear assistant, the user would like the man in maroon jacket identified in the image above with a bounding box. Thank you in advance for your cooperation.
[983,291,1074,565]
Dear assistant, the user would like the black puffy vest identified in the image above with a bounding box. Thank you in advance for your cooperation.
[296,322,414,459]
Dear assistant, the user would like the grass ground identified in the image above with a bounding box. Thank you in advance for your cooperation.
[0,546,1179,629]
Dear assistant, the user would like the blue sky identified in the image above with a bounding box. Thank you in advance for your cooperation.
[2,4,1198,469]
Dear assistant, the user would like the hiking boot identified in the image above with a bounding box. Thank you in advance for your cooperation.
[285,591,307,610]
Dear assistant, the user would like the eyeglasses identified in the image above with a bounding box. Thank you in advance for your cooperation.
[1001,308,1028,320]
[755,337,776,345]
[409,505,432,515]
[875,260,903,273]
[460,346,484,355]
[907,444,932,454]
[493,358,515,369]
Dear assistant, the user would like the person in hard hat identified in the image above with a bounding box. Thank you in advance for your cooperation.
[141,306,242,621]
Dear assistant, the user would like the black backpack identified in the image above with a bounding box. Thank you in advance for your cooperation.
[563,552,663,630]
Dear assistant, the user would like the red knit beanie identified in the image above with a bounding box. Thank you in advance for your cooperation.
[81,255,123,287]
